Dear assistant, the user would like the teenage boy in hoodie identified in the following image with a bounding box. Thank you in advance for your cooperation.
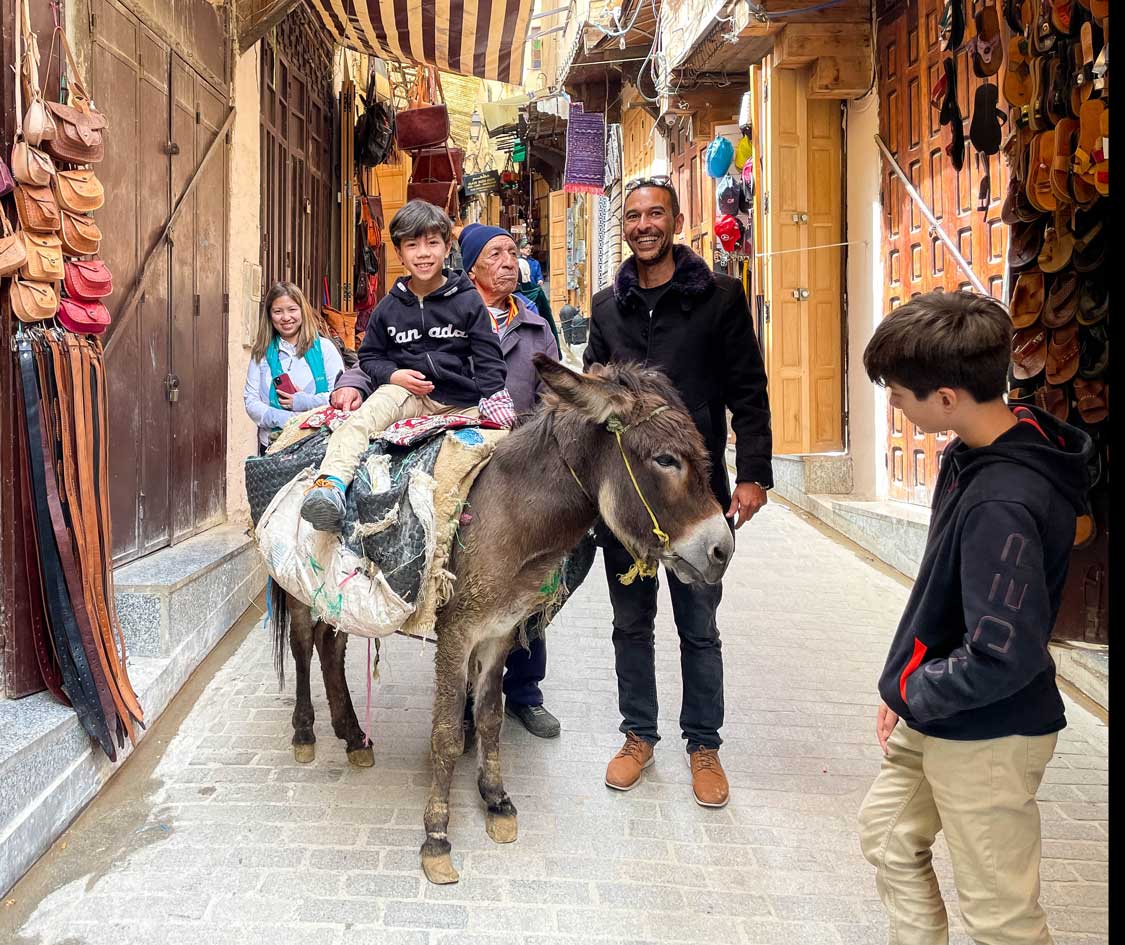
[301,200,517,532]
[857,290,1092,945]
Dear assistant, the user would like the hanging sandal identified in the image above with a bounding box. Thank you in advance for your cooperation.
[941,0,966,52]
[1038,213,1075,273]
[1077,281,1109,327]
[1012,325,1049,379]
[1050,117,1079,202]
[1004,36,1033,106]
[1050,0,1075,35]
[1028,130,1058,211]
[1073,378,1108,425]
[1073,99,1105,182]
[972,4,1005,77]
[1010,269,1046,326]
[1043,273,1079,327]
[1008,218,1044,268]
[1046,322,1081,385]
[970,83,1007,155]
[1032,0,1058,55]
[1034,383,1070,421]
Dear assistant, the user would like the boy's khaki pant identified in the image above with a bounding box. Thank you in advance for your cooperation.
[318,384,475,486]
[858,723,1057,945]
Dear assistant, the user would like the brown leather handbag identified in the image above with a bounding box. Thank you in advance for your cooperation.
[19,230,64,282]
[60,210,102,257]
[395,67,450,152]
[54,169,104,213]
[10,276,59,323]
[0,207,30,276]
[412,147,465,184]
[11,138,56,185]
[58,297,111,334]
[43,28,108,165]
[64,258,113,300]
[406,180,459,217]
[14,183,61,232]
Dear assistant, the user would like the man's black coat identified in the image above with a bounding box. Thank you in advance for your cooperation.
[584,244,773,509]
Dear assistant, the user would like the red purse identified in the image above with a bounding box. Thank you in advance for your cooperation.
[64,258,113,300]
[411,147,464,184]
[58,296,111,334]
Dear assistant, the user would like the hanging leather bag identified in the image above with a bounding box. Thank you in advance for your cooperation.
[11,139,56,185]
[18,0,56,147]
[60,209,102,256]
[64,258,113,299]
[43,28,108,165]
[10,275,59,322]
[58,297,111,334]
[355,70,396,167]
[14,183,61,232]
[0,157,14,197]
[54,169,104,213]
[394,67,450,152]
[412,147,465,184]
[406,180,459,217]
[19,230,65,281]
[0,207,30,276]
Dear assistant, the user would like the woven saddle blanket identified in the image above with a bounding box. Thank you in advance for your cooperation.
[248,416,506,639]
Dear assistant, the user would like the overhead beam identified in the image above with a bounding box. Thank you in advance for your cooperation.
[238,0,304,52]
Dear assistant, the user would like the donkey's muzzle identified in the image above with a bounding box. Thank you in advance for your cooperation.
[668,513,734,585]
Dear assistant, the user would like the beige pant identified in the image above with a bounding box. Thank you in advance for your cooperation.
[318,384,474,486]
[858,722,1058,945]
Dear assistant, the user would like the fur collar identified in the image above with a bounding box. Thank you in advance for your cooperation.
[614,244,715,308]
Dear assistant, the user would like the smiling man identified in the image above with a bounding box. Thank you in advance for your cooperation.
[583,177,774,808]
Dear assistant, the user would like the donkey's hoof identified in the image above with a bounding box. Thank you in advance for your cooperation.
[485,813,518,844]
[293,743,316,764]
[347,746,375,768]
[421,853,460,885]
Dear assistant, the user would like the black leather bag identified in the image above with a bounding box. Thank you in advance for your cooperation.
[355,73,396,167]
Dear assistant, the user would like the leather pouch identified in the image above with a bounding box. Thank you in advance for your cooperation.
[19,230,64,282]
[14,183,61,232]
[54,169,104,213]
[60,210,102,257]
[22,93,57,147]
[10,276,58,323]
[11,139,55,186]
[43,28,108,165]
[58,297,111,334]
[0,208,30,276]
[64,258,113,299]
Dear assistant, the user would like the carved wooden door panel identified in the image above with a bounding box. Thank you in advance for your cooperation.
[878,0,1010,504]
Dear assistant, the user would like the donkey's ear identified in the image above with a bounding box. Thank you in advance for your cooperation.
[533,353,630,423]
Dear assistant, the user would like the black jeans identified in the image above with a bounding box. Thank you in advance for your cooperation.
[602,533,724,752]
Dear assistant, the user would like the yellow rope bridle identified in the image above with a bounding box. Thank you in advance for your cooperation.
[564,406,671,585]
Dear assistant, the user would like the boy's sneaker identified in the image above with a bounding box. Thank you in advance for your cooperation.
[300,479,346,533]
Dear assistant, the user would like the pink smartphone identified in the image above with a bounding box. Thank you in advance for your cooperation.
[274,372,299,395]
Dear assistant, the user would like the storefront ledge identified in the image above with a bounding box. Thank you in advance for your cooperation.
[1050,645,1109,714]
[0,526,266,898]
[772,452,854,496]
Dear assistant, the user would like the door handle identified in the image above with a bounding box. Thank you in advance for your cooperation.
[791,288,810,300]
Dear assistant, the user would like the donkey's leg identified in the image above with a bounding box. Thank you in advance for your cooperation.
[288,604,317,764]
[315,625,373,768]
[420,632,471,885]
[473,633,519,844]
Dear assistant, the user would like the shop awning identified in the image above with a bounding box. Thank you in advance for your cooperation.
[306,0,535,84]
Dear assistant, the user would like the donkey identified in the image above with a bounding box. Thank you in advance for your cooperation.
[273,355,734,884]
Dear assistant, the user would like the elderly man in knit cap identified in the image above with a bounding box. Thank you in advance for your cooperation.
[330,222,579,740]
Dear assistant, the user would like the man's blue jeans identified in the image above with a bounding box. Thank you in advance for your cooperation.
[601,533,725,752]
[502,636,547,707]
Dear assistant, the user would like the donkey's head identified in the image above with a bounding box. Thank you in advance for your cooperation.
[534,354,733,585]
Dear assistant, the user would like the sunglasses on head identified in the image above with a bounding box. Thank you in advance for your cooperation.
[625,175,675,194]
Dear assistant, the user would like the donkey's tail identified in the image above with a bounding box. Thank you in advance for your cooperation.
[267,577,290,690]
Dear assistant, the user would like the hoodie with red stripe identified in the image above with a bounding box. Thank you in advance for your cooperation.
[878,405,1093,740]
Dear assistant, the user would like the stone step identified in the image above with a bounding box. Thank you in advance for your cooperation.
[0,524,266,898]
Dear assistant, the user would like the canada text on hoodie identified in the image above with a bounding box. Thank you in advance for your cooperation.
[878,405,1093,740]
[357,269,507,408]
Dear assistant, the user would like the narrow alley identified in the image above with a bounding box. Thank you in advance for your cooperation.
[1,498,1108,945]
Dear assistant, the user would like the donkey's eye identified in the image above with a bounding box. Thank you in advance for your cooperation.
[653,454,680,469]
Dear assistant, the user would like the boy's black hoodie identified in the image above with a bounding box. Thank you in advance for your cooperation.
[879,405,1093,740]
[358,269,507,407]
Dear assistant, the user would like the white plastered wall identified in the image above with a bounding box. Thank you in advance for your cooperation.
[225,43,263,524]
[844,89,887,500]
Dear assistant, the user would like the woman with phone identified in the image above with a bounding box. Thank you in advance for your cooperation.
[243,282,344,454]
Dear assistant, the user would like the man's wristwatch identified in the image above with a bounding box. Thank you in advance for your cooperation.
[752,482,772,492]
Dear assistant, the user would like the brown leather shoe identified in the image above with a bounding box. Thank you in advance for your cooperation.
[605,732,654,791]
[688,748,730,808]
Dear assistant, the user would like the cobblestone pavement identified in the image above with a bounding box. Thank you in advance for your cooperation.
[3,500,1108,945]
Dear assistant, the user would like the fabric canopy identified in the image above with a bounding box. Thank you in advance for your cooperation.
[307,0,534,85]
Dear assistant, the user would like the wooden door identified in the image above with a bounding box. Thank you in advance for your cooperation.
[762,64,844,455]
[549,191,568,314]
[877,0,1009,503]
[375,158,411,289]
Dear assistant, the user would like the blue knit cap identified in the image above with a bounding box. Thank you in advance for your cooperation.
[459,223,515,274]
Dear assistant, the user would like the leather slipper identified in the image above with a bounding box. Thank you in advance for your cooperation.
[1034,383,1070,421]
[970,83,1007,154]
[1073,513,1097,548]
[1094,107,1108,196]
[972,4,1004,77]
[1032,0,1058,54]
[1045,48,1072,127]
[1038,215,1075,273]
[1043,272,1079,327]
[1074,378,1108,424]
[1008,219,1044,268]
[1012,325,1049,379]
[1028,131,1058,211]
[1046,322,1081,385]
[942,0,966,52]
[1077,280,1108,326]
[1078,322,1108,377]
[1004,36,1033,106]
[1050,117,1078,202]
[1004,0,1024,32]
[1073,221,1106,272]
[1051,0,1075,35]
[1073,21,1098,114]
[1029,53,1052,131]
[1089,0,1107,22]
[1073,99,1105,183]
[1010,270,1046,326]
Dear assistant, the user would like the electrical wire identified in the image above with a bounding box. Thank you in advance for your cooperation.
[748,0,854,18]
[589,0,646,38]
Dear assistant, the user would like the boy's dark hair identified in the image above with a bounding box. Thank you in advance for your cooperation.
[389,199,453,248]
[863,290,1012,402]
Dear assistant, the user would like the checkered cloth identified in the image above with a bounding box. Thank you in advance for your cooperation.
[478,388,517,429]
